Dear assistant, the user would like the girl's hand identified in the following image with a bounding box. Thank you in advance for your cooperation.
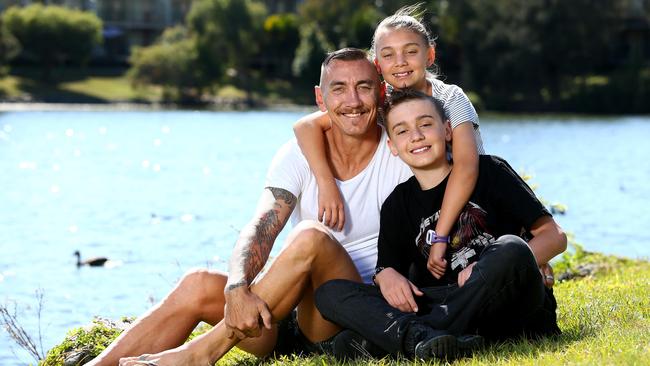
[427,243,447,279]
[375,268,423,313]
[318,180,345,231]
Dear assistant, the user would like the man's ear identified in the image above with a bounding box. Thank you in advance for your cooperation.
[374,58,382,74]
[427,46,436,67]
[387,136,399,157]
[379,81,387,106]
[314,86,327,112]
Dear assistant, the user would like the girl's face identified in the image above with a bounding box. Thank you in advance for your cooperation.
[374,28,434,93]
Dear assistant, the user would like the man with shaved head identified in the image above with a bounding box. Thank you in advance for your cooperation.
[90,48,414,366]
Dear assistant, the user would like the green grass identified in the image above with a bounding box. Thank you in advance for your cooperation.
[58,75,161,102]
[0,75,23,98]
[0,67,162,103]
[38,248,650,365]
[1,67,314,106]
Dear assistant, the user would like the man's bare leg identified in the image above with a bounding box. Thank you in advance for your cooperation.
[119,221,362,365]
[87,269,229,366]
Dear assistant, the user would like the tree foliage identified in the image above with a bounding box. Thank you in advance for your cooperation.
[0,19,20,76]
[262,13,300,77]
[298,0,382,49]
[1,4,102,80]
[292,23,333,85]
[186,0,266,96]
[448,0,627,109]
[128,26,203,102]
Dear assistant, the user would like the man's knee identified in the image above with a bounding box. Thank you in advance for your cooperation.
[284,220,340,260]
[176,268,227,308]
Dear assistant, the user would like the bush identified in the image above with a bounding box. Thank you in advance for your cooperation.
[128,33,202,102]
[0,20,20,76]
[292,23,333,86]
[2,4,102,80]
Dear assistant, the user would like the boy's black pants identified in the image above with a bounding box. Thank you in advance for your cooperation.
[315,235,560,355]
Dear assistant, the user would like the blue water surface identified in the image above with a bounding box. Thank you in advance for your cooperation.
[0,110,649,365]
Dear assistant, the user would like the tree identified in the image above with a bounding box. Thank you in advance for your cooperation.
[298,0,381,48]
[2,4,102,81]
[262,13,300,77]
[0,19,20,76]
[128,26,203,102]
[292,23,333,85]
[186,0,267,103]
[449,0,625,110]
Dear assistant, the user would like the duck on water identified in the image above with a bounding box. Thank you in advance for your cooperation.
[74,251,108,267]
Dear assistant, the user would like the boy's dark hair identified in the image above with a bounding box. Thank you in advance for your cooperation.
[383,88,448,126]
[322,48,369,67]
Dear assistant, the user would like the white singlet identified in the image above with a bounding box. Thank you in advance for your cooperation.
[265,128,412,283]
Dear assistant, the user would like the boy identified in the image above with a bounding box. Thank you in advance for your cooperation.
[315,89,567,360]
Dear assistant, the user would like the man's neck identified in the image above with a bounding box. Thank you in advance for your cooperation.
[412,163,453,191]
[325,124,382,181]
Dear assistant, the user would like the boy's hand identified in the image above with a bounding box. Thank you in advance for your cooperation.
[317,180,345,231]
[375,267,423,313]
[427,243,447,279]
[539,263,555,288]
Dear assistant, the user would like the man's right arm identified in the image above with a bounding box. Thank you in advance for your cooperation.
[224,186,297,339]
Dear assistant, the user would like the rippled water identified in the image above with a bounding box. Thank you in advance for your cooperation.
[1,110,648,364]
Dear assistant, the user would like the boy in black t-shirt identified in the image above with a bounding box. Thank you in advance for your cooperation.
[315,90,567,361]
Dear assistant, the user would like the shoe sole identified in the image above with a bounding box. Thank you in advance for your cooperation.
[415,334,484,360]
[457,334,484,356]
[414,334,458,360]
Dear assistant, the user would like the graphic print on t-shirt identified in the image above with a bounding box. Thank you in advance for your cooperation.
[415,201,495,274]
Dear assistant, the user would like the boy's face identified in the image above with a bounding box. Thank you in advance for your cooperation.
[386,98,452,170]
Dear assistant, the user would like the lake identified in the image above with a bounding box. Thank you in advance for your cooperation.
[1,110,649,364]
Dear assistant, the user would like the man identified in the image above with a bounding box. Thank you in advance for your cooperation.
[315,89,567,360]
[89,48,412,366]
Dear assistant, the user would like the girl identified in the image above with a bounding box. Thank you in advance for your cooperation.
[293,4,485,279]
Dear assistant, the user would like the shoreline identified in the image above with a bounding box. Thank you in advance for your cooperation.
[3,102,649,119]
[0,101,316,113]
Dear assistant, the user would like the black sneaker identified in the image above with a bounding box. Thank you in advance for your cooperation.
[413,332,458,360]
[331,329,386,359]
[457,334,484,356]
[414,332,484,360]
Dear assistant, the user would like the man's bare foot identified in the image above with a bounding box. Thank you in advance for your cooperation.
[118,345,212,366]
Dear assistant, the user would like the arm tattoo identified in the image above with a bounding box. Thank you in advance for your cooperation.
[241,187,297,284]
[268,187,296,206]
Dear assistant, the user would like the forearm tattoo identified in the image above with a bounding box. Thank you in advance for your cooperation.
[241,187,297,284]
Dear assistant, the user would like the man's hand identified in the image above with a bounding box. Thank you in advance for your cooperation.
[457,262,476,287]
[317,179,345,231]
[539,263,555,288]
[375,267,423,313]
[427,243,447,279]
[224,286,272,339]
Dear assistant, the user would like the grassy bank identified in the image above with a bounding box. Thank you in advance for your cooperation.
[0,68,160,103]
[0,67,314,107]
[35,245,649,366]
